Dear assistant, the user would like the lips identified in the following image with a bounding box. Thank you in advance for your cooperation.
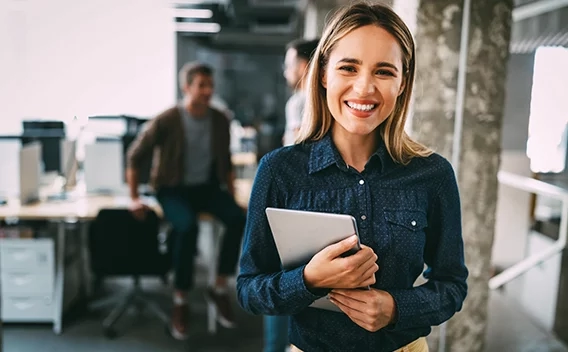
[344,100,378,118]
[345,101,376,111]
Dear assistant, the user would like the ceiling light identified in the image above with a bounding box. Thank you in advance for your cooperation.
[175,22,221,33]
[175,8,214,19]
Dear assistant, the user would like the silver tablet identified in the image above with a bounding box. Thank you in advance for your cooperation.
[265,207,362,313]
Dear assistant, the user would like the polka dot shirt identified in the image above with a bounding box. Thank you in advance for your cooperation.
[237,133,468,352]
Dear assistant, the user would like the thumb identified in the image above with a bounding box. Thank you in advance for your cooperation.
[323,235,358,258]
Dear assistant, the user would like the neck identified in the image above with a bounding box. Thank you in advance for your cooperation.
[331,126,378,172]
[183,98,207,117]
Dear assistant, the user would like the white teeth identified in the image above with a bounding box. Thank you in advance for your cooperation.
[346,102,376,111]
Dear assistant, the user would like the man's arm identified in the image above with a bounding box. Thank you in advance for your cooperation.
[126,118,161,200]
[126,167,141,200]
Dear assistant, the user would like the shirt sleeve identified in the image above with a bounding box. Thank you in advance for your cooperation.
[126,117,160,171]
[384,162,468,330]
[236,153,325,316]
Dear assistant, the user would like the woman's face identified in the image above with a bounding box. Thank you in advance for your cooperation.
[322,25,405,139]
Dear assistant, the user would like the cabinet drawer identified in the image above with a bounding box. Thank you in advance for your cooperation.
[0,239,54,270]
[1,270,53,294]
[1,295,53,322]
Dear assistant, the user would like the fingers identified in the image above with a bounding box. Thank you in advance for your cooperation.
[329,293,368,324]
[330,290,366,306]
[340,246,377,273]
[329,290,382,332]
[329,297,373,331]
[322,235,359,258]
[352,245,378,264]
[360,263,378,286]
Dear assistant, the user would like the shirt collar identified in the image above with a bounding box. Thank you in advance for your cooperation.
[308,132,396,174]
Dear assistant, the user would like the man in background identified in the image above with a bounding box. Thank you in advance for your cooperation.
[263,38,319,352]
[127,62,245,340]
[282,38,320,146]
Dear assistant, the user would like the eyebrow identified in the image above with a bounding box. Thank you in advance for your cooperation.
[337,57,399,72]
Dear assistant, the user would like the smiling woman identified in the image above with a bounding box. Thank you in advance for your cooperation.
[237,2,468,352]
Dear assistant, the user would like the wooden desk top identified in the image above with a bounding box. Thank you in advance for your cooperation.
[0,179,253,221]
[232,152,257,166]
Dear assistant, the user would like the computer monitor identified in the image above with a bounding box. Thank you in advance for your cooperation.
[84,139,124,194]
[22,120,65,173]
[0,139,22,200]
[88,115,151,185]
[19,142,42,204]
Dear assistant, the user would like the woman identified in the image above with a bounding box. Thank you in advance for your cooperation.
[237,2,468,352]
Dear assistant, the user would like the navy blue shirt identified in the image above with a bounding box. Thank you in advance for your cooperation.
[237,133,468,352]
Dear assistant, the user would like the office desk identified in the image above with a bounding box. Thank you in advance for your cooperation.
[231,152,256,167]
[0,179,252,334]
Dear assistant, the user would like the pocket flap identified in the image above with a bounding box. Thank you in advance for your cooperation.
[384,209,427,231]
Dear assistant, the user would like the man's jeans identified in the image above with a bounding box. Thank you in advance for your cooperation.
[264,315,289,352]
[157,183,246,290]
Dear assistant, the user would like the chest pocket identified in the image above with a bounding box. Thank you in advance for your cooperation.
[384,209,428,262]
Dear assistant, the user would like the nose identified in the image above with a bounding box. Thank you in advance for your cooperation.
[353,73,375,96]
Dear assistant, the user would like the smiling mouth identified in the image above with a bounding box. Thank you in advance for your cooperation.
[345,101,377,112]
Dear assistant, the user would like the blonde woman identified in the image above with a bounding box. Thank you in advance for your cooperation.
[237,2,468,351]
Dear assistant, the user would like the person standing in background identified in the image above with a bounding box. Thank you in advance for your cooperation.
[127,62,246,340]
[282,38,320,147]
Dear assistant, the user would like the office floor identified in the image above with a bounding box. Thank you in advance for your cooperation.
[3,273,264,352]
[4,280,567,352]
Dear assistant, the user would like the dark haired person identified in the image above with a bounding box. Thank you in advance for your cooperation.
[282,38,320,146]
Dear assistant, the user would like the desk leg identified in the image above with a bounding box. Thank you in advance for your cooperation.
[207,220,220,335]
[80,222,92,298]
[53,221,66,335]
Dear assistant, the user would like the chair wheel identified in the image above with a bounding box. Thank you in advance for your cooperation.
[103,327,117,339]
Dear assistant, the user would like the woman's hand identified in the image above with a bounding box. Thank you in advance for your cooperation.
[329,288,397,332]
[303,235,378,290]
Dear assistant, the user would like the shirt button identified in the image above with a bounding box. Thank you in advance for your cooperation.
[359,180,365,185]
[361,215,367,220]
[411,220,417,226]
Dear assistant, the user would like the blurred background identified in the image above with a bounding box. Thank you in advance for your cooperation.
[1,0,568,351]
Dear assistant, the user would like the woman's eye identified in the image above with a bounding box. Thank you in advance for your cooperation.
[339,66,356,72]
[376,69,395,77]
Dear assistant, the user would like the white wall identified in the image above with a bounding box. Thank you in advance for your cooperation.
[0,0,176,134]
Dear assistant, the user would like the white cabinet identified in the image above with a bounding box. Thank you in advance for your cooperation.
[0,238,55,322]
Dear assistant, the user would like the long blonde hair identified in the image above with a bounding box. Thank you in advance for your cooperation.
[297,1,431,164]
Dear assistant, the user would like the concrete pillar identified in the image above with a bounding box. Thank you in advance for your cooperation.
[408,0,513,351]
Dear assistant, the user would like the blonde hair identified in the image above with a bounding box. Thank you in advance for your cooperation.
[297,1,431,164]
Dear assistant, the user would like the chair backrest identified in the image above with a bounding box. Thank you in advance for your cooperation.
[88,208,171,277]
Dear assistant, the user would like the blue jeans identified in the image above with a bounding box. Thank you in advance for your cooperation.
[263,315,289,352]
[157,183,246,290]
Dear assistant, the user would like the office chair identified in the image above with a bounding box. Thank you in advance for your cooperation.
[88,208,171,338]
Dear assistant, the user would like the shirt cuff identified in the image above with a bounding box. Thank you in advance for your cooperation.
[281,265,330,304]
[382,288,419,331]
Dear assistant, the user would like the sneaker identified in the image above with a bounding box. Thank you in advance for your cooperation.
[205,287,236,329]
[170,303,189,340]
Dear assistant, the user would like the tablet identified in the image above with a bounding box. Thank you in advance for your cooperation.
[265,207,362,313]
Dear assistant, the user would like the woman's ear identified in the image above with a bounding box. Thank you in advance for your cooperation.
[397,78,406,96]
[321,69,327,89]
